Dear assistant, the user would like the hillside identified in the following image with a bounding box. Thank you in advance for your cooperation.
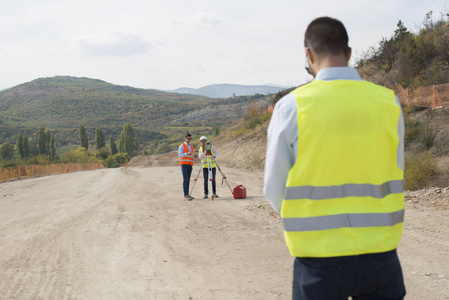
[168,83,286,98]
[0,76,275,148]
[0,77,198,144]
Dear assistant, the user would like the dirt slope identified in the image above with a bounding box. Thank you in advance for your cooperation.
[1,163,448,299]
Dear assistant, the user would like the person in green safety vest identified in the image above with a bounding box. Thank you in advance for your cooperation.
[198,136,220,199]
[264,17,406,300]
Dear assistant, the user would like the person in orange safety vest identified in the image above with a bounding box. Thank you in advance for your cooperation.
[178,133,195,201]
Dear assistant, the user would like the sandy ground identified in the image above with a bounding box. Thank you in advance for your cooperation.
[0,166,448,299]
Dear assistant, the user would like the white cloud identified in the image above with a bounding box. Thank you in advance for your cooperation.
[77,31,151,57]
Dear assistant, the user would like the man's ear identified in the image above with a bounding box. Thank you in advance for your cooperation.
[346,47,352,62]
[305,47,314,64]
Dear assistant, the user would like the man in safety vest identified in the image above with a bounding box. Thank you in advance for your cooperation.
[198,136,220,199]
[178,133,195,201]
[264,17,406,299]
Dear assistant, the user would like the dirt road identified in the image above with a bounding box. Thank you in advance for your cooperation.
[1,166,448,299]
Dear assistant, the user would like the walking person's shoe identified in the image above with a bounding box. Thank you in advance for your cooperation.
[213,194,219,198]
[203,194,208,199]
[184,195,194,201]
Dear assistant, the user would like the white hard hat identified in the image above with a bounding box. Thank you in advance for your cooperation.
[200,136,207,141]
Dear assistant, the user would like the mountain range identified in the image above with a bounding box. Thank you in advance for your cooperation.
[167,83,286,98]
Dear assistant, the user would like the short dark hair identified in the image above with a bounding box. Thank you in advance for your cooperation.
[304,17,349,56]
[185,133,192,138]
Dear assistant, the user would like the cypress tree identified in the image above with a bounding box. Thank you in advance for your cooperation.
[29,136,39,156]
[126,123,136,155]
[23,133,30,157]
[45,130,51,155]
[50,135,56,159]
[95,127,106,150]
[118,130,125,153]
[119,123,135,156]
[38,126,46,155]
[79,125,89,150]
[17,133,24,158]
[110,136,118,155]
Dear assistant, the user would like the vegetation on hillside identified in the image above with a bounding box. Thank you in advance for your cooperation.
[356,11,449,88]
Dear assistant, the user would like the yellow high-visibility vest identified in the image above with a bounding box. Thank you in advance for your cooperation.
[199,146,216,168]
[282,80,404,258]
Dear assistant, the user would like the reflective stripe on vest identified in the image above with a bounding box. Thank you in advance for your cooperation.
[199,146,216,168]
[284,180,403,200]
[281,80,404,258]
[179,143,194,166]
[283,209,404,232]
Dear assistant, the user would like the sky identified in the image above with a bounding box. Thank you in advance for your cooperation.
[1,0,448,91]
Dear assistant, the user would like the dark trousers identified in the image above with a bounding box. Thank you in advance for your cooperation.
[203,167,216,195]
[181,164,192,197]
[292,249,406,300]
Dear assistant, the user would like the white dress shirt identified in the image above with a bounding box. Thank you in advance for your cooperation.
[178,142,194,158]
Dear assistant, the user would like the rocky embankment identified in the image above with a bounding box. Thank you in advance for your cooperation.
[405,187,449,210]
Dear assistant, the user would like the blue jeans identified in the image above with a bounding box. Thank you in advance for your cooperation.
[292,249,406,300]
[181,164,192,197]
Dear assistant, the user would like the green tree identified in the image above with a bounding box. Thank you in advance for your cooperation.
[118,123,136,156]
[38,126,46,155]
[17,133,24,159]
[119,131,125,153]
[50,135,56,159]
[109,136,118,155]
[79,125,89,150]
[45,129,51,155]
[23,133,30,157]
[393,20,412,44]
[29,136,39,156]
[0,143,15,160]
[95,127,106,150]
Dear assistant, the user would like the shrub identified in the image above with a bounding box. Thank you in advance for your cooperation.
[243,103,271,130]
[103,156,117,168]
[404,118,421,142]
[60,147,96,164]
[103,152,130,168]
[0,143,14,160]
[36,155,52,166]
[114,152,129,165]
[404,150,437,190]
[95,147,110,160]
[420,125,438,150]
[0,160,19,168]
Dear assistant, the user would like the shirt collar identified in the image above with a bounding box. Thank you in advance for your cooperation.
[315,67,362,81]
